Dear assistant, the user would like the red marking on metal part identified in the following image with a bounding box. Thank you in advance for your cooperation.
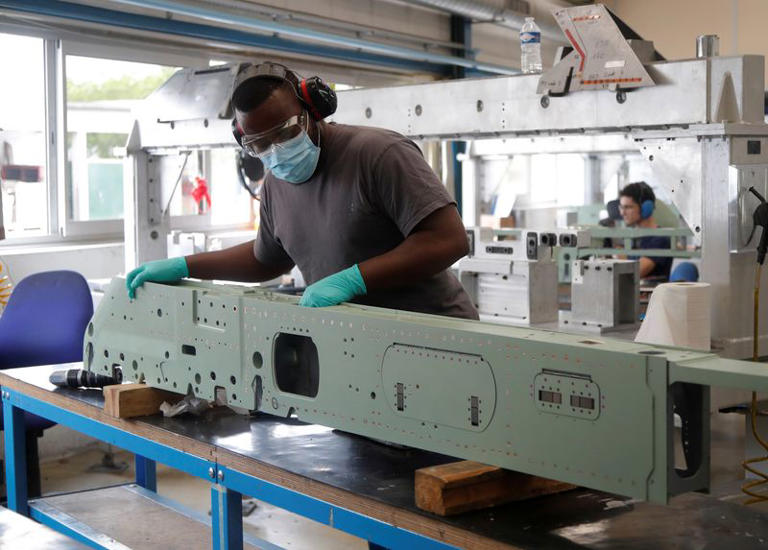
[580,78,643,85]
[565,29,585,72]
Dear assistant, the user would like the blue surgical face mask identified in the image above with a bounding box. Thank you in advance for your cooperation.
[260,129,320,184]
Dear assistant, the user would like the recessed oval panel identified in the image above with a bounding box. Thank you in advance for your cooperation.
[381,344,496,432]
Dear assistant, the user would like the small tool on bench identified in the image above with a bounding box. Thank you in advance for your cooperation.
[50,367,122,389]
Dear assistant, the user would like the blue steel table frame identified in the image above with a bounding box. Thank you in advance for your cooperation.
[1,384,458,550]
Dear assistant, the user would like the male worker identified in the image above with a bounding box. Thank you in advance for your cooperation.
[618,181,672,280]
[126,62,478,320]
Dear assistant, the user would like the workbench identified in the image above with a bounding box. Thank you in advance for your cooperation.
[0,506,88,549]
[3,364,768,549]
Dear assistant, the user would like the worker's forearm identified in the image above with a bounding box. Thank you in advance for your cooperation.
[359,231,467,291]
[639,257,655,278]
[185,241,290,282]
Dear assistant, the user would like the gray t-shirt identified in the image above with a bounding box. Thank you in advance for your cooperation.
[253,122,478,320]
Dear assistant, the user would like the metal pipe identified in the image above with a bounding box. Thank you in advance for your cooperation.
[107,0,518,75]
[403,0,565,42]
[0,8,436,80]
[205,0,472,54]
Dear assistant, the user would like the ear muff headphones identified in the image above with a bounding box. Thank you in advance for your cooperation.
[640,199,655,219]
[230,62,337,148]
[638,183,656,219]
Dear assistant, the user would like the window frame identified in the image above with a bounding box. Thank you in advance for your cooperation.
[0,27,56,243]
[59,39,210,239]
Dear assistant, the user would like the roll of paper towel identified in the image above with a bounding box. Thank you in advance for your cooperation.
[635,282,711,351]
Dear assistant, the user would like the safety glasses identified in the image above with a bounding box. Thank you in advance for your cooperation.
[240,111,308,158]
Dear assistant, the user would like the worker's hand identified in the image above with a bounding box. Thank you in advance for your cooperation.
[299,265,367,308]
[126,257,189,299]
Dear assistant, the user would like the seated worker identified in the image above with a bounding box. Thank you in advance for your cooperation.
[126,62,478,320]
[597,198,621,248]
[618,181,672,280]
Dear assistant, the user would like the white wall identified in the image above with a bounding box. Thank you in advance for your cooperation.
[605,0,768,86]
[1,242,124,286]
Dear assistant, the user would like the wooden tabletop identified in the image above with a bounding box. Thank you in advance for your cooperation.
[3,364,768,550]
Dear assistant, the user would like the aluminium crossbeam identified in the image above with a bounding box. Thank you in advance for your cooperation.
[85,278,768,504]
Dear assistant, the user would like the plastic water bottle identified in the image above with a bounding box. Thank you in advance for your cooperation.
[520,17,542,74]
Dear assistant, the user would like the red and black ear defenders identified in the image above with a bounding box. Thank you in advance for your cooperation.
[231,62,337,147]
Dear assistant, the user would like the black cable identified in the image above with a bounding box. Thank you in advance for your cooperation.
[236,149,264,200]
[742,186,768,503]
[745,222,757,248]
[749,187,768,265]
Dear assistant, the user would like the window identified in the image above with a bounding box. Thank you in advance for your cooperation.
[0,33,48,237]
[485,155,529,217]
[64,52,253,236]
[159,151,205,218]
[209,148,253,227]
[530,153,585,206]
[0,31,254,243]
[65,55,176,223]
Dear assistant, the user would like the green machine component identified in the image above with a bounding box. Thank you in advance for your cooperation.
[555,227,698,283]
[85,278,768,504]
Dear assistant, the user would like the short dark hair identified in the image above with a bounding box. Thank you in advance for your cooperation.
[232,77,288,113]
[619,181,655,206]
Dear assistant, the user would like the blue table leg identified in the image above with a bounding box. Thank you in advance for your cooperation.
[3,395,28,515]
[211,482,243,550]
[135,454,157,491]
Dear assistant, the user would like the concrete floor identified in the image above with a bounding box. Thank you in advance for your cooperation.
[37,411,768,547]
[705,410,768,513]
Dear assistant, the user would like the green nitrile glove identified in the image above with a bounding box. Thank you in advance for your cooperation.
[299,264,367,308]
[126,257,189,299]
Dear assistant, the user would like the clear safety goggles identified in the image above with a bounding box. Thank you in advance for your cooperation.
[240,111,308,158]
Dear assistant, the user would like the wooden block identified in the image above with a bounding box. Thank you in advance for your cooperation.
[499,215,516,228]
[415,460,576,516]
[103,383,184,419]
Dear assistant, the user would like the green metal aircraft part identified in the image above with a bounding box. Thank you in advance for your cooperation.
[84,278,768,504]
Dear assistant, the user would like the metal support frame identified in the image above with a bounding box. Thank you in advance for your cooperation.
[2,397,28,516]
[220,466,456,550]
[449,14,471,80]
[211,484,243,550]
[332,61,768,354]
[458,227,575,325]
[135,455,156,491]
[0,386,456,549]
[29,499,134,549]
[448,14,471,215]
[43,36,60,237]
[451,141,466,216]
[559,258,640,334]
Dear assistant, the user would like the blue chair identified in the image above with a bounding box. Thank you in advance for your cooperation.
[0,270,93,497]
